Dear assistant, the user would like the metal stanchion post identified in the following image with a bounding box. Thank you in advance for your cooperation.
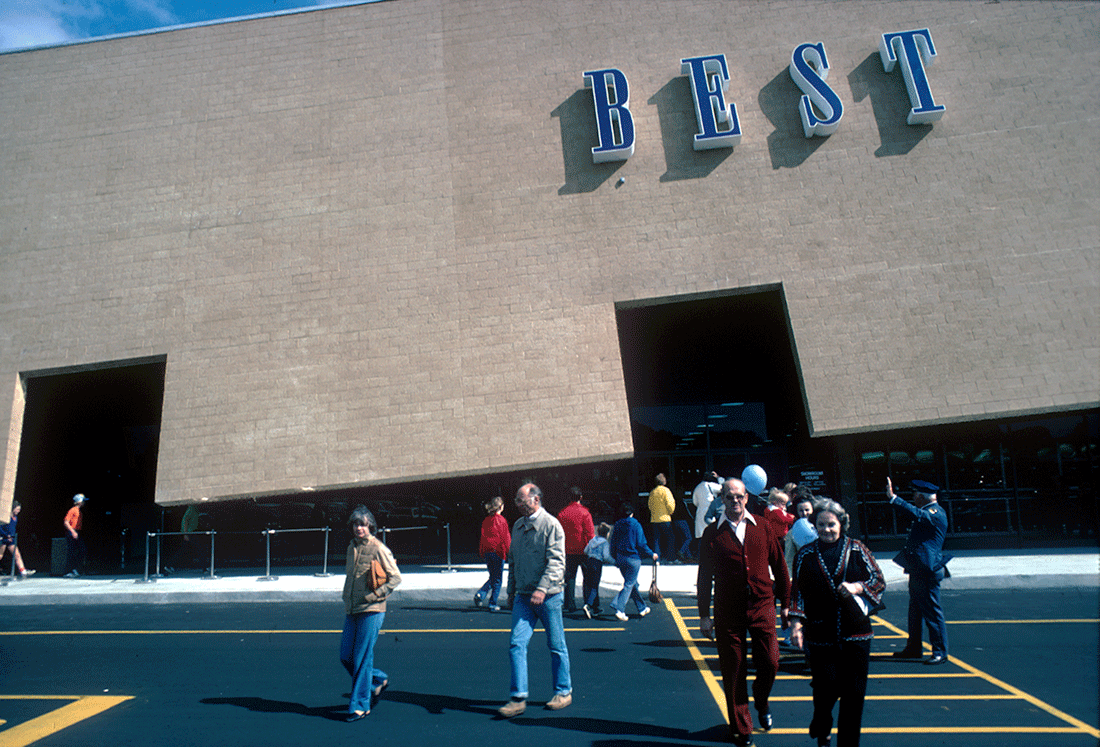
[441,522,456,573]
[315,527,332,578]
[259,529,278,581]
[136,532,155,583]
[202,531,220,580]
[154,533,164,578]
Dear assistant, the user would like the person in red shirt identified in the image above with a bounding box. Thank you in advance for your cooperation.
[475,496,510,611]
[698,479,791,746]
[556,486,595,613]
[63,493,88,577]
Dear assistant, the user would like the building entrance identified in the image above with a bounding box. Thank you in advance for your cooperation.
[11,357,166,573]
[615,286,810,507]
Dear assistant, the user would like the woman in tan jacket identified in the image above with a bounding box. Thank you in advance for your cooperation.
[340,506,401,722]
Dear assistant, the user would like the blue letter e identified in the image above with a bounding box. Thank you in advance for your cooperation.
[680,54,742,150]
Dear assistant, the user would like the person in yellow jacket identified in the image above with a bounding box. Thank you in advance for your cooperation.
[340,506,401,722]
[648,473,675,562]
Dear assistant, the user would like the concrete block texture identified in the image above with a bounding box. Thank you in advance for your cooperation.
[1,0,1097,503]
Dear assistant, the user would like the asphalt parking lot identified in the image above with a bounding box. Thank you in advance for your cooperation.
[0,587,1096,746]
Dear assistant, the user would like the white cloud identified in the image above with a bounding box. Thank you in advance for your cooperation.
[0,0,178,53]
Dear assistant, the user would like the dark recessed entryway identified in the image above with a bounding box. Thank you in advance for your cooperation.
[12,357,166,572]
[615,286,810,496]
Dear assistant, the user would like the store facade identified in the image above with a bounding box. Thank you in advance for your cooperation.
[1,1,1096,565]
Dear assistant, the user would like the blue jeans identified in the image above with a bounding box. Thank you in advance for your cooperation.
[340,611,388,714]
[477,552,504,606]
[652,522,673,561]
[509,592,571,700]
[612,555,649,614]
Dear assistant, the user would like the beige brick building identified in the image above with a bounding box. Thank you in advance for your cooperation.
[1,0,1097,562]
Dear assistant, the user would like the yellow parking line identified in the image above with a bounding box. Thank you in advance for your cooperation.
[672,605,1098,738]
[950,619,1098,625]
[759,726,1087,735]
[664,597,728,723]
[0,627,624,636]
[873,616,1100,739]
[0,696,132,747]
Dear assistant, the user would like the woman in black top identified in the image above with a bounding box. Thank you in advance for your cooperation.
[789,499,885,747]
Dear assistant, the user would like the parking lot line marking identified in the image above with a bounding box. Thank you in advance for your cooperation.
[675,601,1097,737]
[874,616,1100,739]
[0,695,132,747]
[949,618,1098,625]
[1,627,625,636]
[758,726,1088,735]
[664,597,728,723]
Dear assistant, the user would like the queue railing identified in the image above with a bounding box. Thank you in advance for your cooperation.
[137,522,453,584]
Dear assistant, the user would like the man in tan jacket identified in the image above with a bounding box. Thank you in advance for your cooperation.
[498,483,572,717]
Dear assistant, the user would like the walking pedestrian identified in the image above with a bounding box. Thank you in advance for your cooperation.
[498,483,572,717]
[475,496,510,611]
[697,478,791,746]
[0,502,35,578]
[557,486,594,612]
[340,506,401,722]
[789,499,885,746]
[582,522,613,618]
[610,501,659,622]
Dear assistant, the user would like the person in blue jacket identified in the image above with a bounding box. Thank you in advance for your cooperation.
[609,501,659,622]
[887,478,952,665]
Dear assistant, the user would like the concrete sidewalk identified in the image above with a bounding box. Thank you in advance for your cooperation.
[0,549,1095,606]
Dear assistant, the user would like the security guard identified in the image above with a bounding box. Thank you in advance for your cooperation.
[886,478,951,665]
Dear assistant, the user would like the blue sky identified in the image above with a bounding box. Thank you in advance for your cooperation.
[0,0,379,54]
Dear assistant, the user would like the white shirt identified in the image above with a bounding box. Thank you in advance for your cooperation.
[718,510,757,544]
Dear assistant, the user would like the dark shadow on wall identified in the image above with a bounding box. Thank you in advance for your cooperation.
[847,52,933,157]
[552,89,624,194]
[648,76,730,182]
[759,67,827,170]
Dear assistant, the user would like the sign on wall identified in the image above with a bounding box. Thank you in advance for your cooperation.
[584,28,945,163]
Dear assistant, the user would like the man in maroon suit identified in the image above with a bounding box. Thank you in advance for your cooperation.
[698,478,791,746]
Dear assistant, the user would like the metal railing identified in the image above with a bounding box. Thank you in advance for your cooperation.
[136,523,458,583]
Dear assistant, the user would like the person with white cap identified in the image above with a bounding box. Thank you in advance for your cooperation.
[63,493,88,577]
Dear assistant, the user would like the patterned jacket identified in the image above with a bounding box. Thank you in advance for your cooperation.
[790,536,885,644]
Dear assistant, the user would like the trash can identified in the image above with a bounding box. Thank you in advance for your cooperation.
[51,537,69,576]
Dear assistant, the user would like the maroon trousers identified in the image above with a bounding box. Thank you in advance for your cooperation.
[714,599,779,737]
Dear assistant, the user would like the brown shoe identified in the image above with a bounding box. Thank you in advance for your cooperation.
[545,693,572,711]
[498,699,526,718]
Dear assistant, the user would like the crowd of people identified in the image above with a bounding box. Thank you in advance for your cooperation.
[460,469,948,746]
[4,468,949,746]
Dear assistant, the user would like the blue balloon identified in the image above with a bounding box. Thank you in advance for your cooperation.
[741,465,768,496]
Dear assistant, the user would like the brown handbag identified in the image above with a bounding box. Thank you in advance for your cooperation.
[370,558,387,591]
[648,560,663,604]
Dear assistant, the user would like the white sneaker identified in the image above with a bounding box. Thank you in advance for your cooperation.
[18,569,35,579]
[583,604,592,619]
[639,607,651,617]
[614,610,628,622]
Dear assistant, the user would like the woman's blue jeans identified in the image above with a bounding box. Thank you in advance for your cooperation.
[612,555,648,614]
[477,552,504,606]
[509,592,571,700]
[340,611,387,714]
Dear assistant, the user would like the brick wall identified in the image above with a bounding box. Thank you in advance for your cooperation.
[1,0,1097,505]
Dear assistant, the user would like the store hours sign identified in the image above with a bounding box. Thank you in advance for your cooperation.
[583,28,945,163]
